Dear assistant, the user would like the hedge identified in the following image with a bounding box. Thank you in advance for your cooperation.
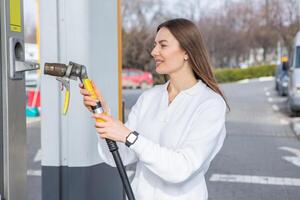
[153,64,276,85]
[214,64,276,83]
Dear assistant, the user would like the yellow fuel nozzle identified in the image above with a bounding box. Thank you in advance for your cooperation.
[82,78,107,123]
[82,78,98,100]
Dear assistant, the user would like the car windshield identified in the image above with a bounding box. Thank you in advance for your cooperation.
[296,46,300,68]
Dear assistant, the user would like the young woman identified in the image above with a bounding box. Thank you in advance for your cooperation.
[80,18,228,200]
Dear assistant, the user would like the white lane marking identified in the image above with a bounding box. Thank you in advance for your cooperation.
[259,77,274,82]
[272,104,279,111]
[34,149,42,162]
[280,118,289,125]
[209,174,300,186]
[268,97,273,102]
[271,98,287,104]
[27,169,41,176]
[265,91,270,96]
[278,146,300,168]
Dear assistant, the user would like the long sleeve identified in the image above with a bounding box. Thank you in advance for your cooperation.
[97,93,145,167]
[129,98,226,184]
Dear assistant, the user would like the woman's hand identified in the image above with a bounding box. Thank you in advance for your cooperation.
[79,81,109,113]
[79,81,130,142]
[93,113,131,143]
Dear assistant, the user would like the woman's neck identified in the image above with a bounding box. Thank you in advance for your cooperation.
[167,73,197,95]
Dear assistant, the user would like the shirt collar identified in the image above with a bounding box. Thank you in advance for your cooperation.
[163,79,206,96]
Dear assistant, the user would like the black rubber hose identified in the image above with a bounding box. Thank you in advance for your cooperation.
[107,140,135,200]
[92,102,135,200]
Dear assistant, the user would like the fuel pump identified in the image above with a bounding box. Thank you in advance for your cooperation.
[1,0,39,199]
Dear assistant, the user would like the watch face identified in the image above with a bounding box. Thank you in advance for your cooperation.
[127,133,137,143]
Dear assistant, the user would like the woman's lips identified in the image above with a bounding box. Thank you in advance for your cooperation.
[155,61,163,67]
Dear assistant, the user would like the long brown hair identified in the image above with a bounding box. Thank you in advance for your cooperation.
[157,18,229,110]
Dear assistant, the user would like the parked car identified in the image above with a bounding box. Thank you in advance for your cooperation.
[122,68,153,89]
[287,30,300,114]
[275,60,289,96]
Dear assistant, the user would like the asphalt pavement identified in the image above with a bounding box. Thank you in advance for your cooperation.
[206,78,300,200]
[27,78,300,200]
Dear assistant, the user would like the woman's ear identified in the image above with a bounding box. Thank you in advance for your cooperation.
[184,52,189,61]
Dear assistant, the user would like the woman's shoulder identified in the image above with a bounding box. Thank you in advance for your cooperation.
[195,81,226,111]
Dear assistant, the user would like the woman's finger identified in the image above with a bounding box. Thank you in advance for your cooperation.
[80,88,92,96]
[97,132,106,138]
[83,96,98,103]
[97,132,114,141]
[91,81,103,99]
[84,99,97,104]
[96,128,107,135]
[84,100,97,107]
[93,113,112,121]
[101,102,110,114]
[89,81,111,113]
[91,82,106,102]
[95,121,107,128]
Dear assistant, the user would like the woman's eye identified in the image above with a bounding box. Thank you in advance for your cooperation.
[161,44,167,48]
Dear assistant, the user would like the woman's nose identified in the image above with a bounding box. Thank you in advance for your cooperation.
[151,46,158,57]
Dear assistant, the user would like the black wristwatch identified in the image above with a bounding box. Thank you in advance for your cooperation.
[125,131,139,147]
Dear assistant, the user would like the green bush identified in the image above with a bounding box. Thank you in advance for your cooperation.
[153,64,276,85]
[214,64,276,83]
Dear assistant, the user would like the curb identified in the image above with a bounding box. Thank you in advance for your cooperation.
[290,119,300,140]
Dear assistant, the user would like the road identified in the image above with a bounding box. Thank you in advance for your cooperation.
[27,78,300,200]
[206,78,300,200]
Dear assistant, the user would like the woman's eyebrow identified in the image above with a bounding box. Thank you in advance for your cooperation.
[154,40,168,44]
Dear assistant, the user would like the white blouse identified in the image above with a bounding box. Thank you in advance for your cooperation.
[97,80,227,200]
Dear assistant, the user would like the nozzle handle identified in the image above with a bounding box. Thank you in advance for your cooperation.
[82,79,98,99]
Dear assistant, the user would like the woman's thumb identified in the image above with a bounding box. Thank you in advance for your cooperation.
[90,80,109,113]
[91,80,100,98]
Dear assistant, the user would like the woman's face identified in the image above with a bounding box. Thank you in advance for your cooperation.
[151,27,188,75]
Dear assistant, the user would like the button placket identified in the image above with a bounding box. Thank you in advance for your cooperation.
[165,93,186,122]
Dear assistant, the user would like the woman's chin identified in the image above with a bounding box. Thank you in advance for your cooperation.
[155,66,166,74]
